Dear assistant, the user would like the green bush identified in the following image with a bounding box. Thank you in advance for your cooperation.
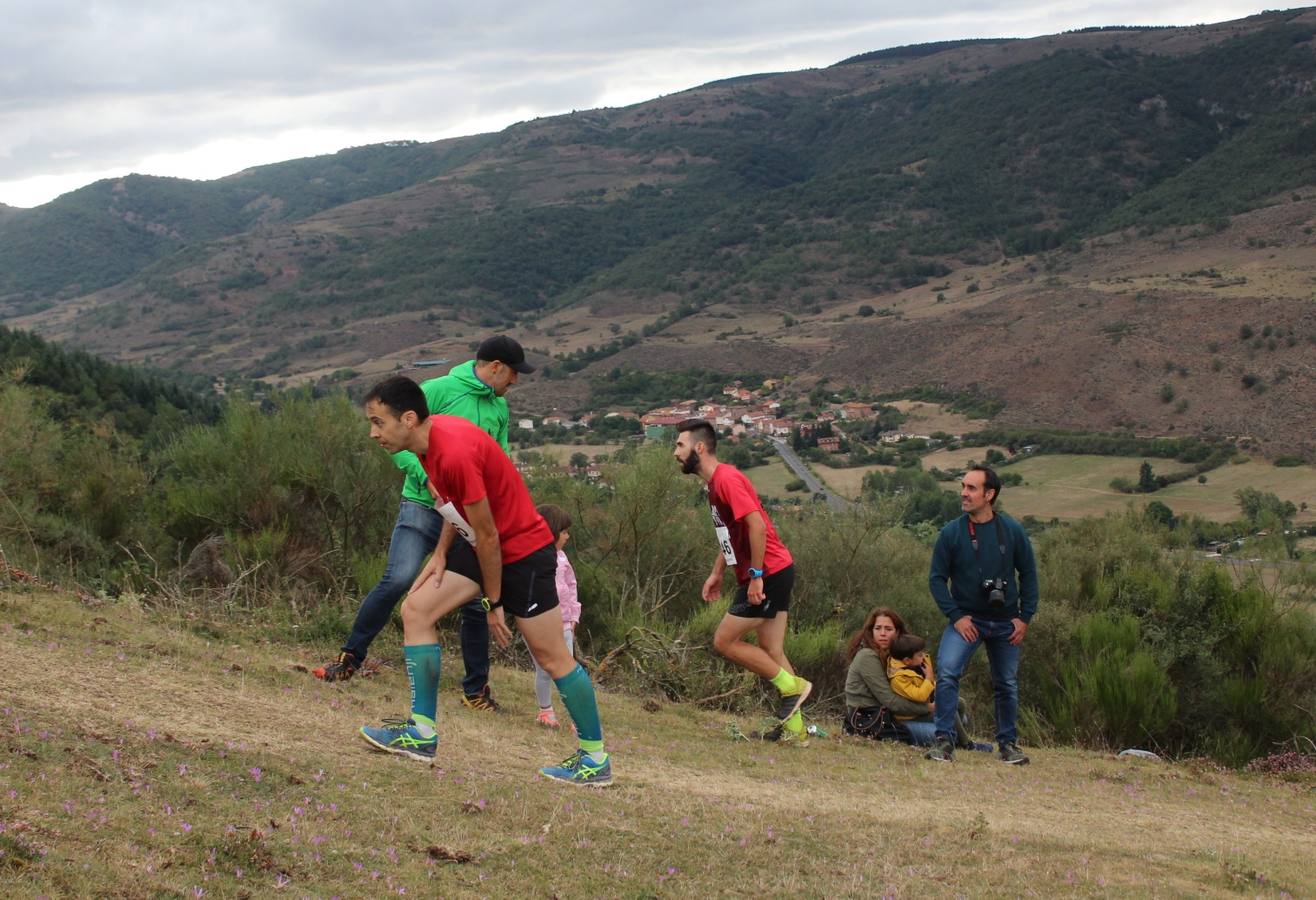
[1041,611,1178,749]
[152,391,400,590]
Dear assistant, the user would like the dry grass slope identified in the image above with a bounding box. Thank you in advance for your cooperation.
[2,588,1313,898]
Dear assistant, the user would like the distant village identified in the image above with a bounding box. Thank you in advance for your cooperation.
[510,379,944,481]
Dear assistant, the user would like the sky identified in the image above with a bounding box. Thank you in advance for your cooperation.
[0,1,1296,208]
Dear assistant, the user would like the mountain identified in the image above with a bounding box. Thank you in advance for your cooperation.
[3,8,1316,457]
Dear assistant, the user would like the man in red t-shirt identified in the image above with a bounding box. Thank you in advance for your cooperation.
[674,418,811,741]
[356,376,611,787]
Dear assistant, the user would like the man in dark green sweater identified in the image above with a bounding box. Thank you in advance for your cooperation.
[925,465,1038,765]
[314,336,532,714]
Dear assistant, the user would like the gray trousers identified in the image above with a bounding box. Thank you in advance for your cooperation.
[533,627,575,708]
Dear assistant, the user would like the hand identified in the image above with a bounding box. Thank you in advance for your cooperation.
[487,607,512,649]
[1009,617,1028,646]
[747,576,765,605]
[701,574,722,603]
[953,616,979,643]
[927,701,936,714]
[409,555,443,595]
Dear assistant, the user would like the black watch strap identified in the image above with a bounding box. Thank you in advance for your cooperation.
[480,597,503,612]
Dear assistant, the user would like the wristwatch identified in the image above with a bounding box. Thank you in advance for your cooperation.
[748,567,765,579]
[480,596,503,612]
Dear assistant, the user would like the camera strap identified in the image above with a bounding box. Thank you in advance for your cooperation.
[967,516,1007,582]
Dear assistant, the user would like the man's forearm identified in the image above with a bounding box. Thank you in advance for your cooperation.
[747,524,766,570]
[435,521,457,555]
[474,534,503,601]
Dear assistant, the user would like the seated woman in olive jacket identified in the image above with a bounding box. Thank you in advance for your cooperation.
[843,607,937,746]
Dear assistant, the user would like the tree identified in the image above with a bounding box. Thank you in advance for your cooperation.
[1144,500,1174,528]
[570,452,590,470]
[1235,487,1296,529]
[1137,461,1158,493]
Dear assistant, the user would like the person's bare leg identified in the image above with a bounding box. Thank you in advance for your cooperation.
[711,614,783,679]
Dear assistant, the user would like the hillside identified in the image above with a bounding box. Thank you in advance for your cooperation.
[3,586,1314,897]
[4,9,1316,455]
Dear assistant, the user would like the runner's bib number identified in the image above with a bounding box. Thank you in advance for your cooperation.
[437,501,477,545]
[715,525,737,566]
[710,504,737,565]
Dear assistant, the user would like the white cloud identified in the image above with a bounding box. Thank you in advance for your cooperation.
[0,0,1286,207]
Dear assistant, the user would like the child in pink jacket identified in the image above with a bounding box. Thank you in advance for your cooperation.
[534,505,580,727]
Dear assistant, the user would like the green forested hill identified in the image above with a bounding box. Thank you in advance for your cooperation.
[0,136,495,304]
[0,325,221,435]
[10,13,1311,320]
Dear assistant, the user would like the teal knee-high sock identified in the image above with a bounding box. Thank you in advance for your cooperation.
[404,644,441,723]
[553,664,604,752]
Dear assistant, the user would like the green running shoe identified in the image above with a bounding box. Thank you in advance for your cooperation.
[540,749,613,787]
[359,719,437,762]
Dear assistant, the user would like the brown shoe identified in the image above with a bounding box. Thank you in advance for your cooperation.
[312,651,359,682]
[461,686,501,712]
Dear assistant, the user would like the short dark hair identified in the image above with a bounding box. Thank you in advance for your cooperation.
[537,504,573,541]
[969,465,1002,505]
[364,376,429,420]
[889,633,926,661]
[677,418,718,454]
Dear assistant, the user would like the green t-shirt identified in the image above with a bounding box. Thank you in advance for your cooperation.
[393,359,512,506]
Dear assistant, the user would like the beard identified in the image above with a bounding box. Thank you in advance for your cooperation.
[679,451,701,475]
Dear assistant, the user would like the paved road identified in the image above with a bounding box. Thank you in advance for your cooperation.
[769,437,852,512]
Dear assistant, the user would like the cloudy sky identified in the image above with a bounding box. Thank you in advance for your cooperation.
[0,1,1291,208]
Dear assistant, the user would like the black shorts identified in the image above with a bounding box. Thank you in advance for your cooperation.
[445,540,560,620]
[727,564,794,619]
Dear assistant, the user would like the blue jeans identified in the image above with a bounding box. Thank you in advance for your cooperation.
[933,617,1021,747]
[342,501,491,696]
[902,718,937,747]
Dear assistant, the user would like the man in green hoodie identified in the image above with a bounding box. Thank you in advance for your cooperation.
[314,336,533,713]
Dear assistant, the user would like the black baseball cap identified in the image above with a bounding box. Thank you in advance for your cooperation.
[476,335,535,374]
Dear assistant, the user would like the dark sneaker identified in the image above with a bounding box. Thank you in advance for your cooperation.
[1000,742,1030,765]
[359,719,437,762]
[461,685,501,712]
[774,677,813,723]
[924,738,955,762]
[313,651,359,682]
[540,750,613,787]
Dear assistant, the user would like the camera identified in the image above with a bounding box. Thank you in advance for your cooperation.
[981,577,1006,608]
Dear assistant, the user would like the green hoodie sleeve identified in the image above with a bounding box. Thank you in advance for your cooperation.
[392,450,433,506]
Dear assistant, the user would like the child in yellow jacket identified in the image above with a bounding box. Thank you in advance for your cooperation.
[885,633,935,720]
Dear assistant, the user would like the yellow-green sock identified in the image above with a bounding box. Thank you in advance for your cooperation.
[783,710,804,735]
[769,667,796,695]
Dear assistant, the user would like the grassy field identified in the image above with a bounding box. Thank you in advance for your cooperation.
[965,455,1195,521]
[744,457,804,500]
[3,588,1313,898]
[921,445,1012,473]
[980,455,1316,523]
[813,462,896,500]
[887,400,987,436]
[1156,459,1316,524]
[521,442,628,464]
